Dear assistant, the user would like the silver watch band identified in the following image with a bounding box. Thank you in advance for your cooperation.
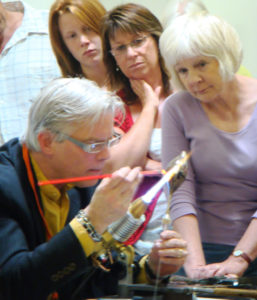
[76,210,102,242]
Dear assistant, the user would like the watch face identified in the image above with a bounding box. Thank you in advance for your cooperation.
[233,250,243,256]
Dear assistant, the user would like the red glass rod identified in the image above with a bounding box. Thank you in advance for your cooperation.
[38,170,165,186]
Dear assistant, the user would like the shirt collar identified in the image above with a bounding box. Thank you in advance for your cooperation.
[30,155,74,202]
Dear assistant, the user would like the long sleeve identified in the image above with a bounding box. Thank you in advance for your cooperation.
[161,92,197,221]
[161,91,257,246]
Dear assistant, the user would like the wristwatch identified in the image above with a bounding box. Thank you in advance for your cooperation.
[232,250,252,265]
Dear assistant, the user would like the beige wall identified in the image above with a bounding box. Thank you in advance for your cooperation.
[24,0,257,78]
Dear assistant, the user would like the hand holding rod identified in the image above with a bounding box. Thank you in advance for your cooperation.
[108,151,191,242]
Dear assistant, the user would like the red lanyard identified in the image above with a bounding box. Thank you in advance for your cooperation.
[22,144,52,241]
[22,144,58,299]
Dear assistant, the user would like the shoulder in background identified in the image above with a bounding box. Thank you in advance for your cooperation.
[238,65,252,77]
[2,1,24,12]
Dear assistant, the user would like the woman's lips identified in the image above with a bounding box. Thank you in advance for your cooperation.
[83,49,96,56]
[129,62,144,70]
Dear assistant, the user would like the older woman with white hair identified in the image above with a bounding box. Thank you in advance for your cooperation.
[159,11,257,279]
[160,0,252,77]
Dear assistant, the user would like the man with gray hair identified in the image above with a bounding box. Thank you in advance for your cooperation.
[0,77,187,299]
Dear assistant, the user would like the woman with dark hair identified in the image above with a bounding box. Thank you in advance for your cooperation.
[101,3,174,254]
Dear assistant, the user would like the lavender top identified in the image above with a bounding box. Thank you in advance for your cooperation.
[162,91,257,246]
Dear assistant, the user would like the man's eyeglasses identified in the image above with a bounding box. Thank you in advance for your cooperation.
[61,132,121,153]
[110,35,150,57]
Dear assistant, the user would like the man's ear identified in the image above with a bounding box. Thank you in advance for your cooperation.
[37,131,55,155]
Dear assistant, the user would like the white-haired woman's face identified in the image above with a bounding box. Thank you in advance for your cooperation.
[175,55,224,102]
[110,29,160,80]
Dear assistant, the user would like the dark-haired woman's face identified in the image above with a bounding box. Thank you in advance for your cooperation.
[110,29,160,80]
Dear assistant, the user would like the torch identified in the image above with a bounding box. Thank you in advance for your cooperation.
[91,151,191,282]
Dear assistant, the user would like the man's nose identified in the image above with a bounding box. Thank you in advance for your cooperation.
[96,145,110,161]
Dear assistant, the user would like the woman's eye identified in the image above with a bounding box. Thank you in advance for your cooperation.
[133,38,143,46]
[83,26,91,33]
[198,61,207,68]
[178,68,187,74]
[116,45,126,52]
[66,33,76,39]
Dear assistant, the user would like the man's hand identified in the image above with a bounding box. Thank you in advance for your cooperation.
[147,230,188,277]
[84,166,142,234]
